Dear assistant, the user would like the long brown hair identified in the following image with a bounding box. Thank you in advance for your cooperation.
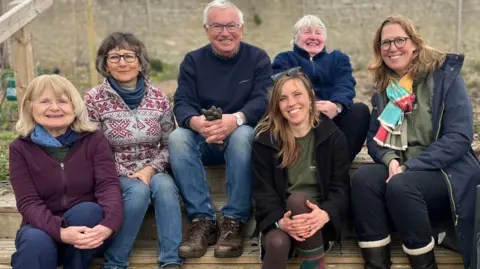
[369,15,446,91]
[255,73,319,168]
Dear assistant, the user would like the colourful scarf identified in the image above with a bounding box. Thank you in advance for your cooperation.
[374,75,415,150]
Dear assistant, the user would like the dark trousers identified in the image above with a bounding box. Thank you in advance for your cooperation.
[333,102,370,161]
[262,192,324,269]
[351,164,451,249]
[12,202,108,269]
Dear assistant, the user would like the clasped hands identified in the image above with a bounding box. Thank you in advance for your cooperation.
[190,114,238,144]
[278,200,330,242]
[60,224,113,249]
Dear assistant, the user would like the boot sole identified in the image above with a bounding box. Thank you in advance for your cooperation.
[213,248,243,258]
[178,234,218,258]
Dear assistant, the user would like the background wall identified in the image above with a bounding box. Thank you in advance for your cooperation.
[26,0,480,71]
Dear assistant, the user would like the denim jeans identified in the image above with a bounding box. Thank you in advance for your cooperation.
[103,173,183,269]
[12,202,107,269]
[168,126,254,222]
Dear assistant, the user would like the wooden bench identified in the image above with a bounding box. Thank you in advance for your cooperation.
[0,150,463,268]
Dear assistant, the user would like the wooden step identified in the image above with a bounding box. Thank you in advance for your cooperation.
[0,238,462,268]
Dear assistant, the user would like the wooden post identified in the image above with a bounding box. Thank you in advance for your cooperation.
[455,0,463,53]
[12,25,35,107]
[85,0,98,87]
[145,0,152,50]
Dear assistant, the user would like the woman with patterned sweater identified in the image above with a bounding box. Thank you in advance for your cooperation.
[84,32,182,269]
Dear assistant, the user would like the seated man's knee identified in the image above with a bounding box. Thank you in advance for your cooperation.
[265,229,291,251]
[168,127,196,153]
[287,192,311,214]
[227,125,254,159]
[229,125,254,146]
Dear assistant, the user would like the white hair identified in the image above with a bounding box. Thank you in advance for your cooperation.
[203,0,244,25]
[291,15,327,45]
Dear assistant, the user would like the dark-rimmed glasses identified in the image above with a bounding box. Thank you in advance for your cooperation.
[379,37,411,51]
[106,53,137,63]
[271,66,303,83]
[206,23,241,34]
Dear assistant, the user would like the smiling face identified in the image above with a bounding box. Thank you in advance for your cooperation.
[296,25,325,57]
[380,23,417,77]
[279,78,312,131]
[204,7,243,58]
[106,48,141,88]
[31,88,75,136]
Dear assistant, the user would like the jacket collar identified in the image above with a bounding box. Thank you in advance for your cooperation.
[254,113,339,150]
[293,44,327,60]
[440,53,464,74]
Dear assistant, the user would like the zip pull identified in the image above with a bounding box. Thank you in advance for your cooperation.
[60,163,64,171]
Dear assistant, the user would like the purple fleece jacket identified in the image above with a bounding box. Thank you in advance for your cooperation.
[9,130,123,243]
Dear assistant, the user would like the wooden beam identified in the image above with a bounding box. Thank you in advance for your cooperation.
[0,0,53,44]
[85,0,98,87]
[12,24,35,106]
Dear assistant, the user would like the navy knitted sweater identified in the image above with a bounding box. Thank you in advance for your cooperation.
[174,42,273,128]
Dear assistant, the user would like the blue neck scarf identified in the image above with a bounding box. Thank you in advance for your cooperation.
[31,124,79,148]
[107,75,145,110]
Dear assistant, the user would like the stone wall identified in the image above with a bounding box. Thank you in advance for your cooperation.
[27,0,480,71]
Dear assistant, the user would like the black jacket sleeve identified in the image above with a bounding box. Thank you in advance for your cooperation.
[251,141,286,234]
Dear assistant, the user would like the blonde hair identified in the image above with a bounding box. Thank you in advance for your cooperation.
[369,15,446,91]
[16,74,96,136]
[255,74,319,168]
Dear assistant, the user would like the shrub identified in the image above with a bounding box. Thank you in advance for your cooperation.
[0,131,17,181]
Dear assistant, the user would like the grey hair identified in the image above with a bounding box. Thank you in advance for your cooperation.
[95,32,150,78]
[291,15,327,45]
[203,0,244,25]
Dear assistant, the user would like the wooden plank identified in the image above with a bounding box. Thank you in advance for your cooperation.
[0,0,53,44]
[0,238,463,265]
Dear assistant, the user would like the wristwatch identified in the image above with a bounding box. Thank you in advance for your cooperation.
[233,113,244,126]
[335,103,343,114]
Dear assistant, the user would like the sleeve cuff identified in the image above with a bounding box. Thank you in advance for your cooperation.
[381,151,400,167]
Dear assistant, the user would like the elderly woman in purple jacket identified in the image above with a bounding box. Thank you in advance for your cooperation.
[272,15,370,161]
[9,75,123,269]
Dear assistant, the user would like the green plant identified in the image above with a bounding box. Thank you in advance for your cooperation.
[0,101,17,131]
[149,62,179,82]
[150,59,165,73]
[0,131,17,181]
[253,13,262,26]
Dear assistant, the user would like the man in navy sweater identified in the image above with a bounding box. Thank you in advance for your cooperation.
[273,15,370,161]
[168,0,272,259]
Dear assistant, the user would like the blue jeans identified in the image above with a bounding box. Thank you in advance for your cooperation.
[12,202,107,269]
[103,173,183,269]
[168,126,253,222]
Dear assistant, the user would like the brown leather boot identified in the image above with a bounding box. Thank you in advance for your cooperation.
[178,219,218,258]
[214,217,244,258]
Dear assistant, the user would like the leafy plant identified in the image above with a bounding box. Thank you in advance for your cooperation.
[0,131,17,181]
[150,58,165,73]
[0,101,17,131]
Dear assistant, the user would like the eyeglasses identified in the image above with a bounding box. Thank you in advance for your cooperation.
[106,53,137,63]
[206,23,240,34]
[379,37,411,51]
[271,66,303,83]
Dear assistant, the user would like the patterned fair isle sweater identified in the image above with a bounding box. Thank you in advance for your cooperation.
[84,78,175,177]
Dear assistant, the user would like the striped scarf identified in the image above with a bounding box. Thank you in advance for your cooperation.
[374,75,415,150]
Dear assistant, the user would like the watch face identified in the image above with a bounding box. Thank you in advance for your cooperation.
[235,113,243,125]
